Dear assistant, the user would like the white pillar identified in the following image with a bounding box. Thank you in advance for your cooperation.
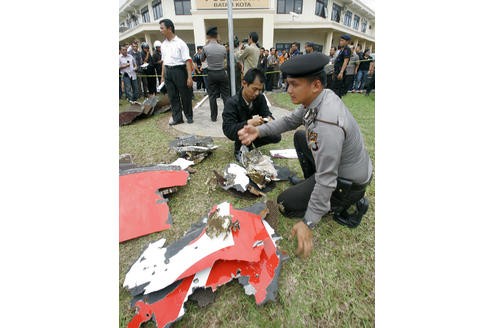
[324,31,334,54]
[363,40,367,51]
[193,18,206,48]
[262,15,274,48]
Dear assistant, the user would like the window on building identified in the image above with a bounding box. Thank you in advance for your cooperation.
[276,43,292,52]
[361,18,367,33]
[344,10,352,27]
[175,0,191,15]
[141,6,150,23]
[331,3,342,22]
[353,14,360,30]
[277,0,303,14]
[312,43,323,52]
[315,0,328,18]
[127,14,139,28]
[152,0,163,20]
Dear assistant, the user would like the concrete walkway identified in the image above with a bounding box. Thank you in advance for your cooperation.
[171,93,292,138]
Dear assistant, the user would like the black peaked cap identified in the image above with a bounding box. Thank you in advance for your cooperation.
[280,52,330,78]
[206,26,218,36]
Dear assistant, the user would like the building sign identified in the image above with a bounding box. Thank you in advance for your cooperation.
[196,0,270,9]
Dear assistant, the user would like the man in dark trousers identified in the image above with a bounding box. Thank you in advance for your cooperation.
[159,18,194,125]
[237,53,372,258]
[222,68,281,162]
[201,27,230,122]
[331,34,352,98]
[152,40,163,93]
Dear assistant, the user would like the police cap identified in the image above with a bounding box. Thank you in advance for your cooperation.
[206,26,218,37]
[280,52,330,78]
[341,34,351,41]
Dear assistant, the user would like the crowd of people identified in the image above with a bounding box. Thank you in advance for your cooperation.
[119,31,375,105]
[119,18,374,258]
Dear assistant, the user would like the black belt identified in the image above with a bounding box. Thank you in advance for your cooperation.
[336,176,371,193]
[165,65,186,70]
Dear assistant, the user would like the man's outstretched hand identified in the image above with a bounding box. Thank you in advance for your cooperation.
[291,221,314,259]
[237,125,259,145]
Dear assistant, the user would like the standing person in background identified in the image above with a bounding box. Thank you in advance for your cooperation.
[331,34,351,98]
[141,42,157,97]
[304,42,315,54]
[119,46,124,99]
[152,41,163,93]
[325,47,337,90]
[193,46,205,91]
[345,45,359,94]
[129,41,145,98]
[365,59,375,96]
[235,32,261,75]
[258,47,268,86]
[266,47,279,91]
[119,45,139,103]
[278,49,288,89]
[289,42,301,57]
[225,42,242,94]
[202,26,230,122]
[159,18,194,125]
[353,48,371,93]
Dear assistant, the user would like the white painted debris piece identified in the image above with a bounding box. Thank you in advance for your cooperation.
[269,149,298,159]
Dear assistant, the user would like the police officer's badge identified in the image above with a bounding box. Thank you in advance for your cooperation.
[308,131,319,151]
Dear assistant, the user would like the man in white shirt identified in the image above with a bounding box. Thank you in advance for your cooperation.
[159,19,194,125]
[119,45,139,102]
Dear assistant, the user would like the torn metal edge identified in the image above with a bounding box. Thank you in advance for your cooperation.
[120,165,182,176]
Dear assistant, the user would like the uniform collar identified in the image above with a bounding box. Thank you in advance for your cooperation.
[305,89,326,113]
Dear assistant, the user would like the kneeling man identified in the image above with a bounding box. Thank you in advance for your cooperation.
[222,68,281,161]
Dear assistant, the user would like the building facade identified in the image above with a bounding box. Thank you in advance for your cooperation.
[119,0,374,56]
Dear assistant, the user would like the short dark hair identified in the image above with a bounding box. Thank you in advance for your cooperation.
[304,70,327,88]
[159,19,175,33]
[249,32,259,43]
[243,68,265,84]
[197,46,203,50]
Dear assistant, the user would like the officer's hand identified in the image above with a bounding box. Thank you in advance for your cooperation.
[237,125,259,145]
[291,221,313,259]
[247,115,263,126]
[338,72,344,80]
[187,76,193,88]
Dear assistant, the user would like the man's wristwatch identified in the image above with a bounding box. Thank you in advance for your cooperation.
[303,219,316,230]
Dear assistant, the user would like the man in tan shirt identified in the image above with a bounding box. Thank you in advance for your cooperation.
[235,32,261,75]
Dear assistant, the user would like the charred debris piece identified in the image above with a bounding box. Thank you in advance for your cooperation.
[119,95,171,126]
[124,202,287,328]
[169,135,218,164]
[215,146,292,197]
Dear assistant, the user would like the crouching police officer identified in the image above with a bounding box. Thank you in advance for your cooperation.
[238,52,372,258]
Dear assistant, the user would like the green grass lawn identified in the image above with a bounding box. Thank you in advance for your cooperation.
[119,92,375,327]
